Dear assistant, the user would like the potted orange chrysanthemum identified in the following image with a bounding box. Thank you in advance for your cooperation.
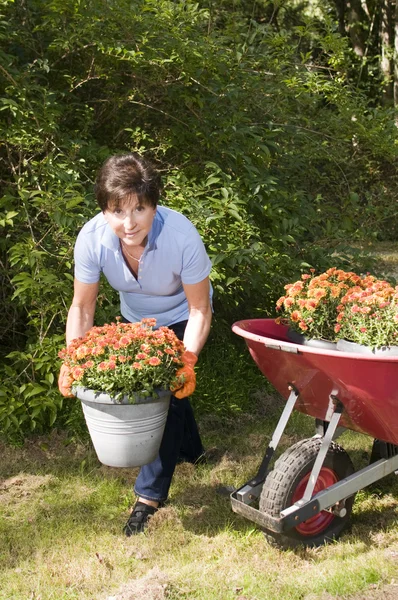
[58,318,194,467]
[336,279,398,354]
[275,268,363,349]
[276,268,398,355]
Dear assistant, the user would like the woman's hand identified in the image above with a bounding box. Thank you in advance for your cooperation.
[171,365,196,399]
[58,364,74,397]
[171,276,212,400]
[170,351,198,398]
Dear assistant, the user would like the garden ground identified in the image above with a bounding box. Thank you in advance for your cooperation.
[1,404,398,600]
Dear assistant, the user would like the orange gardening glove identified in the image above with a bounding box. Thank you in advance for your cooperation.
[58,364,74,398]
[170,351,198,399]
[180,350,198,368]
[171,365,196,399]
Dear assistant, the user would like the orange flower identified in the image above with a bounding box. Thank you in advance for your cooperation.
[91,346,105,356]
[141,318,157,327]
[148,356,161,366]
[305,299,317,311]
[72,367,84,381]
[76,346,90,359]
[284,297,294,309]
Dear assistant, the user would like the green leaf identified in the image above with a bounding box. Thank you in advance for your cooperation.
[205,176,221,186]
[25,386,46,398]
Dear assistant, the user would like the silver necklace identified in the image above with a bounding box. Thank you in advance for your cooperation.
[120,241,143,263]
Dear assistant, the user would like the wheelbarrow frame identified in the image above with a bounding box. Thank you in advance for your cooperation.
[230,386,398,535]
[230,319,398,542]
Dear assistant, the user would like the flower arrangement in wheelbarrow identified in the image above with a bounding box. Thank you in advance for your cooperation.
[58,317,196,402]
[276,267,398,351]
[336,278,398,350]
[275,267,364,342]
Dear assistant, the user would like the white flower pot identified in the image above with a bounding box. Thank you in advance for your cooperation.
[336,339,398,356]
[74,387,171,468]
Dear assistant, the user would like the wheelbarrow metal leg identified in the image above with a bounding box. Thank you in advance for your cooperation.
[236,387,299,504]
[315,419,346,441]
[300,399,344,503]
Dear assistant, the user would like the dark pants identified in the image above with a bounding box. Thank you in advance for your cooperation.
[123,319,204,502]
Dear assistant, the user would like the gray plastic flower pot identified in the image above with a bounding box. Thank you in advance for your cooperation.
[287,328,338,350]
[74,387,171,468]
[336,339,398,356]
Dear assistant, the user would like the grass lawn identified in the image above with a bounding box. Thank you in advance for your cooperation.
[1,403,398,600]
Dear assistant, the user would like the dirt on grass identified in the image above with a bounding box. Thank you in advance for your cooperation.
[105,567,170,600]
[0,473,54,502]
[105,579,398,600]
[306,584,398,600]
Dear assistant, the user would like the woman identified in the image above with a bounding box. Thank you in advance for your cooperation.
[58,153,213,535]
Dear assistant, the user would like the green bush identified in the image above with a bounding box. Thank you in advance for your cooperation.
[0,0,397,438]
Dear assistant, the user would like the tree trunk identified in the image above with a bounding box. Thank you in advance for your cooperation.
[346,0,369,56]
[334,0,347,38]
[394,0,398,117]
[380,0,394,104]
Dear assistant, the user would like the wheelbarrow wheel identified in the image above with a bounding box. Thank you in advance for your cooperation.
[259,437,356,549]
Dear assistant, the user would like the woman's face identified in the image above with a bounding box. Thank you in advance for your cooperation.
[103,196,156,248]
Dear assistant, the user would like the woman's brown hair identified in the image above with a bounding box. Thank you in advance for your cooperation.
[95,153,162,211]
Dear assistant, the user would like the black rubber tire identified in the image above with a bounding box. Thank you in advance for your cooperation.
[259,437,356,549]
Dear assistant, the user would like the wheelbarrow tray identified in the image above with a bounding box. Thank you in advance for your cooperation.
[232,319,398,446]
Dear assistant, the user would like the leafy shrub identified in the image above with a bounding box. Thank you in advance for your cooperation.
[0,0,397,438]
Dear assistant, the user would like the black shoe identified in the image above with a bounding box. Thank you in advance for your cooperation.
[123,501,159,536]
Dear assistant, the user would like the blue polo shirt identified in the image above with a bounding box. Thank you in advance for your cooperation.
[74,206,212,327]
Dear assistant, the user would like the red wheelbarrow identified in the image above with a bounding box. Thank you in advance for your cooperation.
[231,318,398,548]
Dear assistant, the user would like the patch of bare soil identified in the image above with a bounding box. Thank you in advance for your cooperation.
[105,567,170,600]
[0,473,53,502]
[370,249,398,280]
[305,583,398,600]
[352,584,398,600]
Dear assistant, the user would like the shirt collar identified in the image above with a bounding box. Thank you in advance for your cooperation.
[147,209,163,250]
[100,215,120,252]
